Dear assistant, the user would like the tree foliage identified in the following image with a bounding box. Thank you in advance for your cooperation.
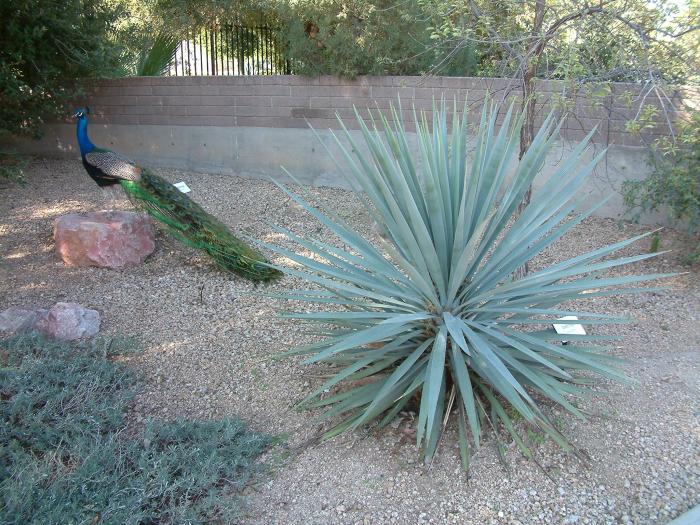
[275,0,476,77]
[0,0,125,138]
[130,0,699,83]
[417,0,699,84]
[147,0,477,77]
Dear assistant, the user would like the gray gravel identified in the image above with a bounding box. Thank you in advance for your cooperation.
[1,159,698,525]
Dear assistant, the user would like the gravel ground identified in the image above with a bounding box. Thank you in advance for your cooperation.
[1,159,698,525]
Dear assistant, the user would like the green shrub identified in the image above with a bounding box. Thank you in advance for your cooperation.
[261,102,671,468]
[623,112,700,263]
[0,152,29,186]
[1,335,138,456]
[0,335,272,524]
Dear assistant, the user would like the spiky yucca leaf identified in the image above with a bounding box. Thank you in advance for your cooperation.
[136,33,179,77]
[263,101,671,467]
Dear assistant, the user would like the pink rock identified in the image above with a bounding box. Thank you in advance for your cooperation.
[35,302,100,341]
[54,211,155,268]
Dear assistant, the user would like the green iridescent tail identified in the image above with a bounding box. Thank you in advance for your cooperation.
[120,170,281,282]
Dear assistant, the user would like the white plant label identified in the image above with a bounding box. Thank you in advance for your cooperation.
[173,182,191,193]
[553,315,587,336]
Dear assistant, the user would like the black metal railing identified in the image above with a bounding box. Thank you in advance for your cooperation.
[168,21,291,76]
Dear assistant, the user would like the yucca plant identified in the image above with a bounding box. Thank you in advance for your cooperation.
[259,101,672,468]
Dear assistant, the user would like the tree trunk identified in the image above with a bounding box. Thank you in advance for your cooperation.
[514,0,546,281]
[518,65,538,200]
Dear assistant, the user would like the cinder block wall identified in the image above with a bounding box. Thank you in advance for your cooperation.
[75,75,679,147]
[4,75,692,224]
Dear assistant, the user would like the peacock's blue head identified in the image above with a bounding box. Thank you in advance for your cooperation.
[73,107,94,153]
[72,107,90,120]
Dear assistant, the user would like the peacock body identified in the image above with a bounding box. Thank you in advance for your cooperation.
[72,107,280,282]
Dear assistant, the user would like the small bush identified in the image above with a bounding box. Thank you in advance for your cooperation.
[0,335,272,524]
[0,152,29,186]
[263,102,670,468]
[623,112,700,263]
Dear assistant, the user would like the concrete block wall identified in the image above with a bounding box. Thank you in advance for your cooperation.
[74,75,680,147]
[4,74,691,225]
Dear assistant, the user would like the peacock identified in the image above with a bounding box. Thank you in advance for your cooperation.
[72,107,281,282]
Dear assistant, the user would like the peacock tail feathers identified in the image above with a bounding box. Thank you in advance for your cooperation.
[120,170,281,282]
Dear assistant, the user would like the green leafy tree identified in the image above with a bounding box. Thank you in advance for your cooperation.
[149,0,276,30]
[144,0,699,82]
[275,0,456,77]
[448,0,699,156]
[0,0,125,138]
[148,0,483,77]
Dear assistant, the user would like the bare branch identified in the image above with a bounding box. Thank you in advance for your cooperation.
[531,5,605,59]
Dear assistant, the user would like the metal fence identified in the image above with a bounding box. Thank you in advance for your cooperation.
[169,21,291,76]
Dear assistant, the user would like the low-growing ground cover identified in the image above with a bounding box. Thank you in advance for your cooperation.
[0,160,698,524]
[0,334,272,524]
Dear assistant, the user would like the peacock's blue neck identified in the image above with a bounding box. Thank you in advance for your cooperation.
[76,117,95,155]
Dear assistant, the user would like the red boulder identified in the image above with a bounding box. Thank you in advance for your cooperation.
[54,211,155,268]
